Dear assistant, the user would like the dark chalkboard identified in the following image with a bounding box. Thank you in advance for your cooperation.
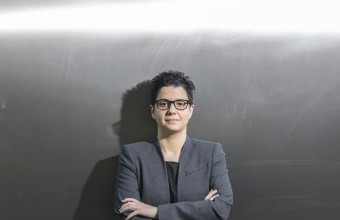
[1,31,340,220]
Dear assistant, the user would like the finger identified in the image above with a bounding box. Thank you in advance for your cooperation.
[120,202,136,213]
[125,210,140,220]
[206,189,214,197]
[205,189,218,200]
[211,190,218,196]
[210,194,219,201]
[120,201,131,212]
[205,193,217,200]
[208,189,218,196]
[205,192,212,200]
[120,198,139,212]
[122,198,139,203]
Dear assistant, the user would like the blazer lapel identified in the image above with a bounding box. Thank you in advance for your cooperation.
[153,139,171,203]
[177,136,194,201]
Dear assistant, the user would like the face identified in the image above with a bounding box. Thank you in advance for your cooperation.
[150,86,194,134]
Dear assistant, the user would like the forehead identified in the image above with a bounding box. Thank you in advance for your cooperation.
[156,86,188,100]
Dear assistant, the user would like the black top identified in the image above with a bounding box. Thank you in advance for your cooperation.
[165,161,179,203]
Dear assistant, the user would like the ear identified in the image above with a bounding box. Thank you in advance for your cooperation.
[150,105,156,119]
[188,104,195,119]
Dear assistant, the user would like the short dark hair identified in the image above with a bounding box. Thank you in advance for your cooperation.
[150,70,196,105]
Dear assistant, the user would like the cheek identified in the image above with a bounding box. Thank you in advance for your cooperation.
[188,111,192,119]
[182,112,192,121]
[154,112,164,121]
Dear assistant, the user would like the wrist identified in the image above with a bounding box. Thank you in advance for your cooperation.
[153,207,159,219]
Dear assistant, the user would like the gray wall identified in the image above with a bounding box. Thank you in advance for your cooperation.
[1,30,340,219]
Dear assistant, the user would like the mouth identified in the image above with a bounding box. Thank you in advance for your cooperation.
[165,119,179,122]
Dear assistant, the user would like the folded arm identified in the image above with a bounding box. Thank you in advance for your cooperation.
[114,143,233,220]
[157,143,233,220]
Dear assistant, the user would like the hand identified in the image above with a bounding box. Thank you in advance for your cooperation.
[204,189,219,201]
[119,198,158,220]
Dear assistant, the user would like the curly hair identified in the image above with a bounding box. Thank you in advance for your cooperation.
[150,70,196,105]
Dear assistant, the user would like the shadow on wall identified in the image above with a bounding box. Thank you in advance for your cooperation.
[73,80,157,220]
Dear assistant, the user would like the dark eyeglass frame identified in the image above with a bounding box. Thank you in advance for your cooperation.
[154,99,191,110]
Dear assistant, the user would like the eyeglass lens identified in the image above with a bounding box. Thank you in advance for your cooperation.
[156,100,188,110]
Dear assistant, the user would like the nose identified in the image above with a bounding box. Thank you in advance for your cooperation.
[168,102,177,113]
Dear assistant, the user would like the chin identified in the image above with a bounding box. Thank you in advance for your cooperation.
[164,125,185,133]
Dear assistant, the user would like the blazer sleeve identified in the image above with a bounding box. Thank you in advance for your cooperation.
[114,146,151,220]
[157,143,233,220]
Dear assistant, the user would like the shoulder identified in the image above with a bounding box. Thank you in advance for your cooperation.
[189,137,224,154]
[121,141,155,153]
[190,137,222,149]
[190,138,218,147]
[120,141,158,161]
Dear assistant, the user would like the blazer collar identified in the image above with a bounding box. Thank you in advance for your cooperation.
[180,136,193,157]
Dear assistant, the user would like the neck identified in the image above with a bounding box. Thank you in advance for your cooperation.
[157,128,187,154]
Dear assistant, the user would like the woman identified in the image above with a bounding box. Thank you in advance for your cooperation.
[114,70,233,220]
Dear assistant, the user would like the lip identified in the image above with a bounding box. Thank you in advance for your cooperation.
[165,119,179,121]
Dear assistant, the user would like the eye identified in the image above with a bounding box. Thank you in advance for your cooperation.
[176,101,185,106]
[158,101,168,107]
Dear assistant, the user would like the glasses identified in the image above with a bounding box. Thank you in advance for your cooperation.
[154,99,190,110]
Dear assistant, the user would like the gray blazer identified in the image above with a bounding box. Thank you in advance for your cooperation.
[114,136,233,220]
